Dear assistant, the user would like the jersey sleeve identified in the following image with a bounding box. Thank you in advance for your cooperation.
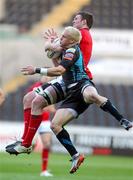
[80,29,92,66]
[60,47,78,70]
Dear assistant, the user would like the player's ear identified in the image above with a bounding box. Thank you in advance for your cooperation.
[70,39,75,44]
[82,19,86,25]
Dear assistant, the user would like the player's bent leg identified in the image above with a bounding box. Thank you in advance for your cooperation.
[50,108,76,134]
[51,108,85,173]
[23,91,36,109]
[83,85,107,105]
[31,95,48,115]
[38,121,53,176]
[83,86,133,131]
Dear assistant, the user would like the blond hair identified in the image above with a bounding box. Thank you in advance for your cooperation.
[63,26,82,43]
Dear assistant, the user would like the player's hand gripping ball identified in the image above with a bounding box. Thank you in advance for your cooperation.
[45,38,62,59]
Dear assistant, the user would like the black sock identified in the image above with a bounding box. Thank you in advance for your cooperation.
[100,100,123,121]
[56,128,78,157]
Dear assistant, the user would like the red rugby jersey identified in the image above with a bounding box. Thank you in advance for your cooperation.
[80,28,93,79]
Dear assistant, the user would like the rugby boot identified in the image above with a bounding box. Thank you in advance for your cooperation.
[69,154,85,174]
[40,170,53,177]
[6,143,32,155]
[120,118,133,130]
[6,140,22,150]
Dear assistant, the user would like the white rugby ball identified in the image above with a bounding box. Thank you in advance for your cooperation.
[46,38,62,59]
[47,50,61,59]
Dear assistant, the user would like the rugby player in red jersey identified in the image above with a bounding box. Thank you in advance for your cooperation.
[7,77,55,177]
[44,12,93,79]
[73,11,93,79]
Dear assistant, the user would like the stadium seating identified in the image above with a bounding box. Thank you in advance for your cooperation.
[4,0,133,31]
[64,0,133,29]
[0,80,34,121]
[4,0,61,31]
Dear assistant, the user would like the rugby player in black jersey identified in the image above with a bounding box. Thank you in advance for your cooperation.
[6,26,132,174]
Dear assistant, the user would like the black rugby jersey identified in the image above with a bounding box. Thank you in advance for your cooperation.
[60,45,89,86]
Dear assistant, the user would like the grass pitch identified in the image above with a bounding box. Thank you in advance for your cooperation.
[0,152,133,180]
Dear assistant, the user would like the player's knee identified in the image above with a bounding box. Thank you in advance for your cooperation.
[42,141,51,149]
[50,122,60,134]
[83,89,99,103]
[23,94,31,107]
[23,91,36,107]
[50,122,56,131]
[32,97,47,111]
[83,91,93,103]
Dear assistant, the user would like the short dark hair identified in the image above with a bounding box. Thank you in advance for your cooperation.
[77,11,93,29]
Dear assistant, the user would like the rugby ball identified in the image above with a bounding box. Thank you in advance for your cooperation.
[47,50,61,59]
[46,38,62,59]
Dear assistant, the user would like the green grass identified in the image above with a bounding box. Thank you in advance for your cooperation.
[0,152,133,180]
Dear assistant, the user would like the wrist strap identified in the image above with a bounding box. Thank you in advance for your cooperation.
[35,68,48,75]
[40,68,48,75]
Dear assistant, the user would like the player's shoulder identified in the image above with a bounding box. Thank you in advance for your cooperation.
[80,28,89,33]
[80,28,91,36]
[65,46,78,54]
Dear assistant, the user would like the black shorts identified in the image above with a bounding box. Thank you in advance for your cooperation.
[59,79,95,116]
[35,78,66,105]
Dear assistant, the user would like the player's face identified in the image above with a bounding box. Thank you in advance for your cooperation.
[72,14,84,29]
[60,31,74,48]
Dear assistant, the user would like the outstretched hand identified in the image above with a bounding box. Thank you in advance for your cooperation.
[21,65,36,75]
[43,28,58,42]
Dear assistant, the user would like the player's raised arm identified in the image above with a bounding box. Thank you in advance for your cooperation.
[43,28,58,42]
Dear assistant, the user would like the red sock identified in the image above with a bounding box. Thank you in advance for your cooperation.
[42,148,49,171]
[22,114,43,147]
[21,108,31,140]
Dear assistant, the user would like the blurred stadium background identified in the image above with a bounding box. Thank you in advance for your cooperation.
[0,0,133,159]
